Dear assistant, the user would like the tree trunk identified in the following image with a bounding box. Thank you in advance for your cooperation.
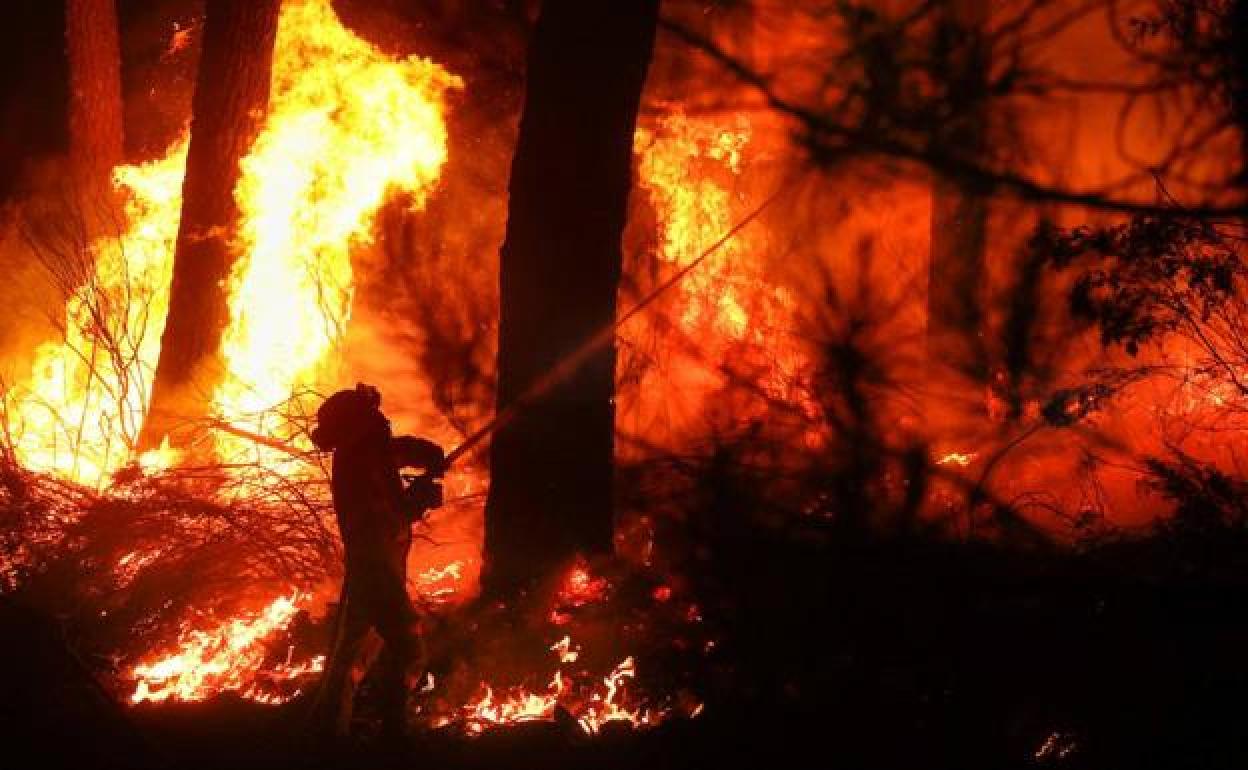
[927,0,990,382]
[65,0,124,198]
[138,0,280,451]
[1233,0,1248,187]
[483,0,658,597]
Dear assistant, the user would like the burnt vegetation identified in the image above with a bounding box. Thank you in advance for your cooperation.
[2,1,1248,769]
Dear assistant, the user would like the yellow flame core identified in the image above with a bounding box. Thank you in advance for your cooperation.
[3,140,188,488]
[213,0,461,459]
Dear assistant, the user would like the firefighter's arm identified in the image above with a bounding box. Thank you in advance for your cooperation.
[391,436,447,476]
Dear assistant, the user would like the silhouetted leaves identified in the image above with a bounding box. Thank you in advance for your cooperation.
[1042,216,1243,356]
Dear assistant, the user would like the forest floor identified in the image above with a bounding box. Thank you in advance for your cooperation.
[4,533,1248,770]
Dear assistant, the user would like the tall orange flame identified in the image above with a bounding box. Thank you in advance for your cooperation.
[4,0,460,486]
[212,0,461,464]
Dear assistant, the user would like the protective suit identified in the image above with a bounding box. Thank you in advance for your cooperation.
[310,384,444,737]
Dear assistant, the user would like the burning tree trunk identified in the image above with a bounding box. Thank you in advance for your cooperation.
[65,0,124,197]
[138,0,280,451]
[927,0,990,381]
[483,0,658,596]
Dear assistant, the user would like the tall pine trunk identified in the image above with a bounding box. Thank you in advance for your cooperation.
[65,0,124,203]
[1233,0,1248,188]
[483,0,658,597]
[927,0,990,382]
[139,0,280,450]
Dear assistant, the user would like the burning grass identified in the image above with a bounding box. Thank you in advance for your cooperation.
[0,445,707,737]
[0,438,337,699]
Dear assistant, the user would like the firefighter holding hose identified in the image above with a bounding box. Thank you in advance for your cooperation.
[309,383,445,738]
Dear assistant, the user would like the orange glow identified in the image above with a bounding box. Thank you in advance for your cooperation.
[627,110,811,446]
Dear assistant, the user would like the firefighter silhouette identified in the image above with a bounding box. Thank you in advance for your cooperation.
[310,384,445,737]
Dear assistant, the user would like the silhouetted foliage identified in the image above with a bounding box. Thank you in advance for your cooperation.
[1043,217,1243,358]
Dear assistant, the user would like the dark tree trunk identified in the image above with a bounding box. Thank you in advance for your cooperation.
[1233,0,1248,187]
[65,0,124,192]
[483,0,658,597]
[139,0,280,450]
[927,0,990,381]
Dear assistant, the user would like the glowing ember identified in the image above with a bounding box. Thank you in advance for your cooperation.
[129,593,322,705]
[113,547,164,587]
[165,21,194,58]
[1035,730,1078,761]
[551,635,579,664]
[937,452,976,467]
[558,562,610,607]
[414,559,467,604]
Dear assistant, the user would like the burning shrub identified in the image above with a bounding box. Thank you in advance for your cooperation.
[0,448,338,697]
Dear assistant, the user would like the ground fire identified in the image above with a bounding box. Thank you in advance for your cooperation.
[2,0,1248,768]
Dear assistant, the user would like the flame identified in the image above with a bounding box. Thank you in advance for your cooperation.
[113,547,164,587]
[119,0,459,701]
[413,559,467,604]
[453,683,561,735]
[557,561,610,607]
[121,2,461,704]
[2,139,189,488]
[164,22,194,59]
[576,656,656,735]
[212,0,460,463]
[551,635,580,664]
[129,593,323,705]
[436,637,668,736]
[937,452,976,467]
[427,564,684,735]
[629,111,809,441]
[637,111,756,340]
[5,0,460,486]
